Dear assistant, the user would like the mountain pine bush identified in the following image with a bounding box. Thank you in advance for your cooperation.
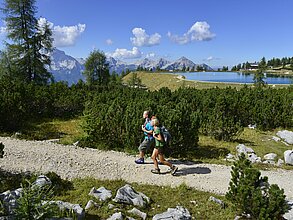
[226,154,289,219]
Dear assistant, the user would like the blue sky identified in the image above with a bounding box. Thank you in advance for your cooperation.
[1,0,293,67]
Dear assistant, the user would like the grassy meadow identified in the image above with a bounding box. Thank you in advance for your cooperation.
[122,71,291,91]
[1,73,292,219]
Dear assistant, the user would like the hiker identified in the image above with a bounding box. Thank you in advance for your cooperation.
[151,118,178,175]
[135,111,154,164]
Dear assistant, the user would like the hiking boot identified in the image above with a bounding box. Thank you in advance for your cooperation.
[171,166,178,176]
[135,158,144,164]
[151,168,161,174]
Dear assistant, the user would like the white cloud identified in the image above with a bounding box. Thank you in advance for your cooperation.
[168,21,215,44]
[207,56,214,61]
[146,52,156,58]
[53,23,86,47]
[38,18,86,47]
[130,27,161,47]
[1,18,86,48]
[110,47,142,59]
[0,26,7,35]
[106,39,113,45]
[203,56,220,62]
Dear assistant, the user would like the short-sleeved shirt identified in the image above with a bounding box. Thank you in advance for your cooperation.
[154,127,165,148]
[144,121,154,140]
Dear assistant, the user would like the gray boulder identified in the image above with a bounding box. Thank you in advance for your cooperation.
[89,186,112,201]
[264,153,277,161]
[236,144,261,163]
[49,201,85,220]
[152,206,191,220]
[33,175,52,188]
[284,150,293,165]
[85,200,99,210]
[271,136,281,142]
[107,212,123,220]
[113,184,150,207]
[277,130,293,145]
[236,144,254,156]
[0,188,23,215]
[283,200,293,220]
[128,207,147,220]
[208,196,225,208]
[277,159,284,166]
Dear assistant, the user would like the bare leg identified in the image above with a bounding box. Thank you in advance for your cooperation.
[158,153,172,168]
[139,151,145,159]
[151,148,159,169]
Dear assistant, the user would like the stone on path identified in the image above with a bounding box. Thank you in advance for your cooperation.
[113,184,150,207]
[152,206,191,220]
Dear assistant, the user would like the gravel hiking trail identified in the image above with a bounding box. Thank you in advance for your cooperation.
[0,137,292,200]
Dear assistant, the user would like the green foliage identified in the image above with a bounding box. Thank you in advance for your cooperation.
[82,86,200,157]
[0,78,87,131]
[1,0,53,84]
[14,180,59,220]
[83,49,110,85]
[226,154,289,219]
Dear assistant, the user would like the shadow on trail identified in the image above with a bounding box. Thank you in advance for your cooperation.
[143,160,202,165]
[173,167,211,176]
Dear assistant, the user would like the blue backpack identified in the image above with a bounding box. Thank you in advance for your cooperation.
[160,126,171,146]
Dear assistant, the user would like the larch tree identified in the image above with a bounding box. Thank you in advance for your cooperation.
[1,0,53,84]
[83,49,110,85]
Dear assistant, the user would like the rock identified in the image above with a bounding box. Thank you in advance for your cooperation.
[284,150,293,165]
[113,184,150,207]
[85,200,99,210]
[89,186,112,201]
[277,130,293,145]
[49,201,85,220]
[226,153,235,160]
[247,153,261,163]
[248,124,256,129]
[128,207,147,220]
[271,136,281,142]
[283,200,293,220]
[107,212,123,220]
[236,144,254,156]
[208,196,225,208]
[152,206,191,220]
[277,159,284,166]
[0,188,23,214]
[108,203,115,209]
[33,175,52,188]
[263,153,277,161]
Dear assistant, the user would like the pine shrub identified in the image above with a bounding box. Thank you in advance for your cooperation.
[226,154,289,219]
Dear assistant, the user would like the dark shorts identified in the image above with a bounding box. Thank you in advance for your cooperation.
[138,138,154,153]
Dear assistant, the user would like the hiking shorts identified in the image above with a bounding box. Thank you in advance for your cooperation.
[138,138,154,153]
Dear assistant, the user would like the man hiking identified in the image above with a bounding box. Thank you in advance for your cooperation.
[135,111,154,164]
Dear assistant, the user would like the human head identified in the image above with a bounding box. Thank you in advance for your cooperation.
[143,111,149,119]
[151,118,159,127]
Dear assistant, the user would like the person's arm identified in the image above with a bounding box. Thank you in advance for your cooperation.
[142,125,153,134]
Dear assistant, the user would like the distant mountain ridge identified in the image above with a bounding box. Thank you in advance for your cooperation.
[48,48,213,84]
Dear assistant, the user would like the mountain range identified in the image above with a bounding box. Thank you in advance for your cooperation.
[48,49,213,85]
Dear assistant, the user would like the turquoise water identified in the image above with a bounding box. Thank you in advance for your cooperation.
[172,72,292,84]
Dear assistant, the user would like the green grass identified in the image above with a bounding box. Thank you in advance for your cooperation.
[18,118,85,145]
[122,71,290,91]
[54,178,236,219]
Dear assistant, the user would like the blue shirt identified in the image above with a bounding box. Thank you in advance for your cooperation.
[144,121,154,140]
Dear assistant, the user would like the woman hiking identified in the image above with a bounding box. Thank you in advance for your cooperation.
[151,118,178,175]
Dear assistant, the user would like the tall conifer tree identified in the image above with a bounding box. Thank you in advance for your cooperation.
[1,0,53,84]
